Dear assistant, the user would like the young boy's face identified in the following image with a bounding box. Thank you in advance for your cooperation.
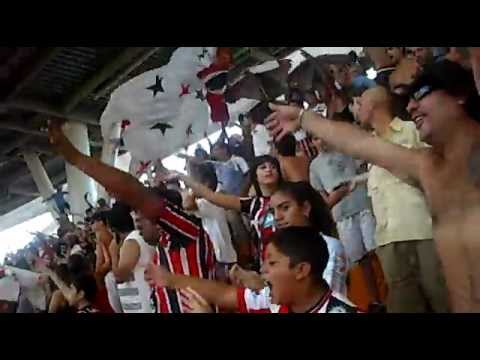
[261,243,298,305]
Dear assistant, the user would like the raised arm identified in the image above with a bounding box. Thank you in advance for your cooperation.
[144,264,239,311]
[170,172,242,212]
[38,265,76,305]
[277,155,310,182]
[48,120,164,219]
[266,104,422,181]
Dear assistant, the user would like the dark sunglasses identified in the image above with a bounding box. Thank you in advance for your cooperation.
[411,85,435,102]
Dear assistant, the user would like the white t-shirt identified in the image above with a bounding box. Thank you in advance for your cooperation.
[195,199,237,264]
[322,234,349,297]
[252,124,272,156]
[117,230,155,313]
[105,271,123,313]
[237,287,358,313]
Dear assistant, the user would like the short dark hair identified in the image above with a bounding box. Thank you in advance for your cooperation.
[275,133,297,157]
[72,274,98,303]
[53,264,72,286]
[97,198,107,207]
[63,233,80,246]
[105,202,134,234]
[212,141,231,155]
[150,187,183,209]
[89,211,108,224]
[68,254,91,276]
[270,227,329,286]
[195,163,218,191]
[410,60,480,122]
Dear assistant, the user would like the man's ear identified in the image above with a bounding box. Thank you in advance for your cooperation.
[294,262,311,281]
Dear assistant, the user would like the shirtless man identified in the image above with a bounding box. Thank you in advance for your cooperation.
[266,60,480,312]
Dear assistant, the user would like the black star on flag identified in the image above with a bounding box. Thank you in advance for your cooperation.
[151,122,173,135]
[146,75,164,97]
[195,89,205,101]
[197,48,209,61]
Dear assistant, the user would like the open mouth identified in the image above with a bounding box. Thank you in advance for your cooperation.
[413,115,425,130]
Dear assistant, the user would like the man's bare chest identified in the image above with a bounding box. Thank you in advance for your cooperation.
[421,158,480,221]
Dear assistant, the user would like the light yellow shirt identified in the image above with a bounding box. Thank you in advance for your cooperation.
[368,118,433,246]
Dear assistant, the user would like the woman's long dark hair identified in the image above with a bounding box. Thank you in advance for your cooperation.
[275,181,337,238]
[250,155,283,197]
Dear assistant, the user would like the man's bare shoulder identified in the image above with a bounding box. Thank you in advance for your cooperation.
[416,147,438,173]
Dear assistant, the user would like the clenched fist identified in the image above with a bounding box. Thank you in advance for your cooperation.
[48,119,80,162]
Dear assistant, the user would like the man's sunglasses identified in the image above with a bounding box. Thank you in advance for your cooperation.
[410,85,435,102]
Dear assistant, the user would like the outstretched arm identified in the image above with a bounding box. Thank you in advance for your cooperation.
[48,120,164,219]
[144,264,239,311]
[266,104,422,181]
[169,172,242,212]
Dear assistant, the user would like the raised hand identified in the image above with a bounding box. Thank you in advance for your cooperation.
[47,119,79,161]
[180,287,214,313]
[265,103,302,142]
[229,264,265,291]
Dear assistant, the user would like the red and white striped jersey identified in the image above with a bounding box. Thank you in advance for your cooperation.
[236,287,360,313]
[152,202,216,313]
[240,196,275,268]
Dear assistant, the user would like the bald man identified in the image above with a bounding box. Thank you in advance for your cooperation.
[352,86,449,312]
[266,60,480,312]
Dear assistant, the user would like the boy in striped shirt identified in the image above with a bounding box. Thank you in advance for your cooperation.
[145,227,359,313]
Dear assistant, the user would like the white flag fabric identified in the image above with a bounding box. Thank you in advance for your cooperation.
[100,47,217,172]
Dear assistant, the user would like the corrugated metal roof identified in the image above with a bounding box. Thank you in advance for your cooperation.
[17,47,126,105]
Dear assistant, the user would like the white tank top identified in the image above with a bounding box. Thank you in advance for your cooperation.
[117,231,155,313]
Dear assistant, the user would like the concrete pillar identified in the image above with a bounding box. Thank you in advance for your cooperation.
[22,151,58,219]
[63,121,97,223]
[96,122,122,203]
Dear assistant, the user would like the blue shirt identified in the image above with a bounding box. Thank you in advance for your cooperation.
[209,156,249,196]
